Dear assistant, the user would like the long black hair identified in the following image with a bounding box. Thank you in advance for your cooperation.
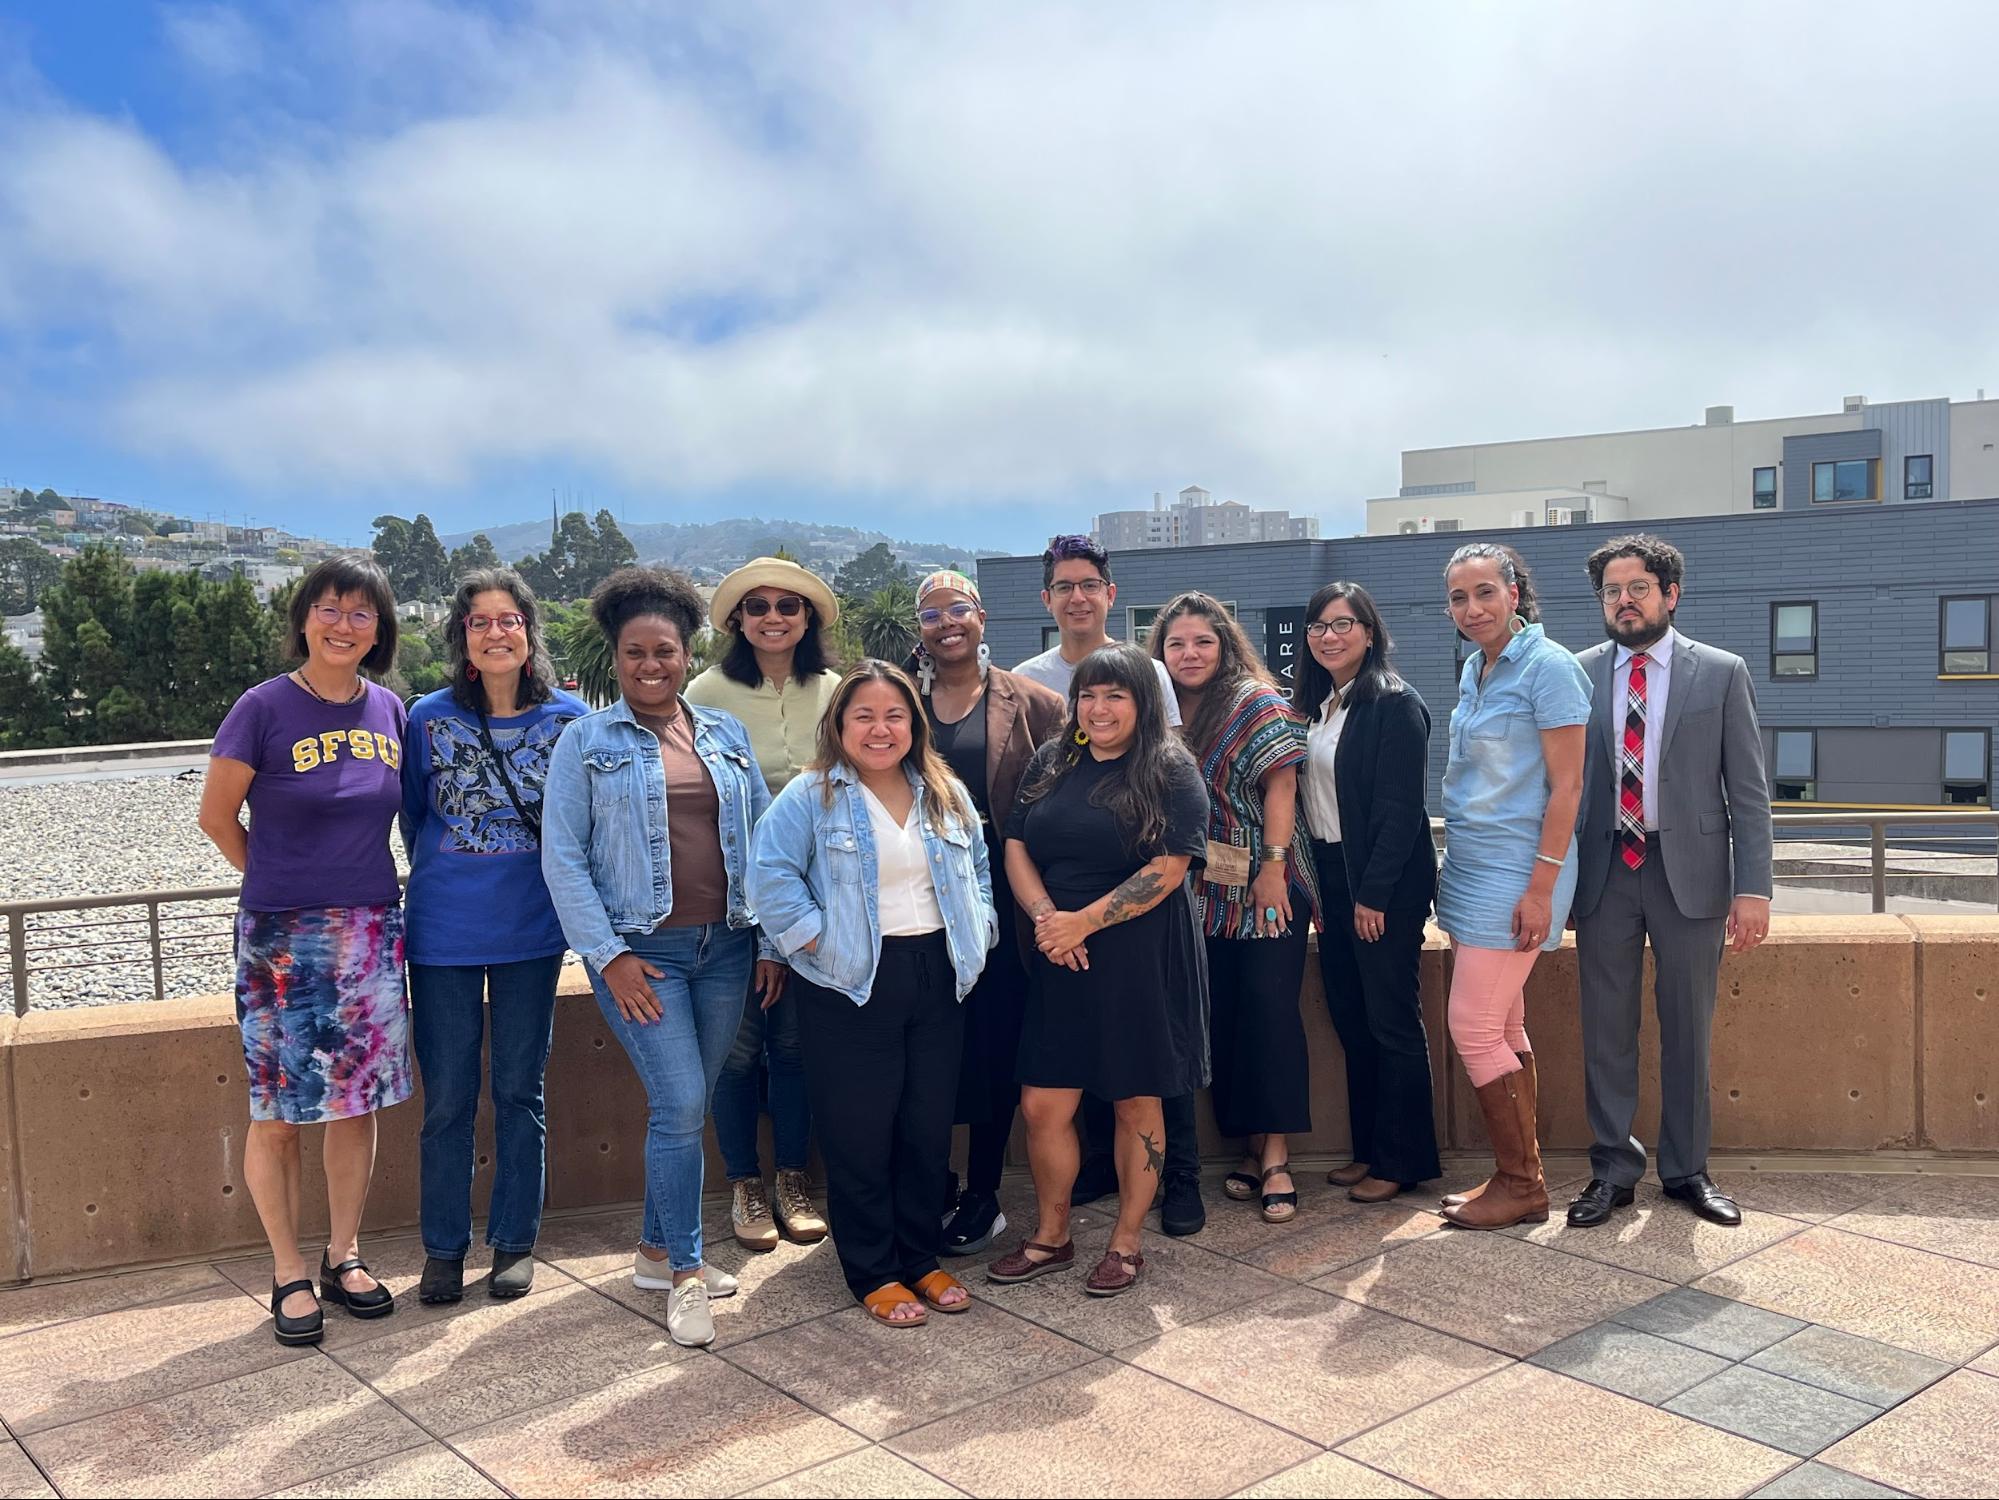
[1296,581,1406,720]
[1146,590,1275,757]
[445,566,557,713]
[1018,643,1194,855]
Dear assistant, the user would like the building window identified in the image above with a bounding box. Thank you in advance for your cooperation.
[1041,625,1062,651]
[1772,730,1817,802]
[1434,519,1461,532]
[1752,466,1777,509]
[1771,601,1818,678]
[1812,458,1877,503]
[1941,596,1991,674]
[1944,730,1990,805]
[1905,454,1934,500]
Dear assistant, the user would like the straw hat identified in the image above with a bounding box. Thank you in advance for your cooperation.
[711,557,841,631]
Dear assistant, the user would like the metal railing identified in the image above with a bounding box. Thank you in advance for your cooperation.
[2,812,1995,1015]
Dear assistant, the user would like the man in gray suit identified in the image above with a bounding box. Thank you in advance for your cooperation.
[1568,535,1772,1228]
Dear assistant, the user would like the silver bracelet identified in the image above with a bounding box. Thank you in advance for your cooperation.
[1534,853,1564,868]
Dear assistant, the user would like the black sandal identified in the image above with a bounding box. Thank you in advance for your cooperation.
[1260,1163,1299,1224]
[1223,1157,1261,1202]
[320,1254,396,1319]
[271,1278,323,1346]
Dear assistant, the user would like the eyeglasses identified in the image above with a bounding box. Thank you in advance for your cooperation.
[464,612,526,634]
[918,602,979,627]
[310,604,378,630]
[1597,581,1657,604]
[1048,579,1108,600]
[1305,618,1361,638]
[741,595,806,618]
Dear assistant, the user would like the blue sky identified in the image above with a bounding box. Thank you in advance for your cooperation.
[3,2,1996,553]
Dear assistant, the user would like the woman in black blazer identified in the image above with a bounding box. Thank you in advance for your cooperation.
[1297,582,1442,1203]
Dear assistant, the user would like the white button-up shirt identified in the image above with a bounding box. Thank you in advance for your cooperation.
[1612,627,1676,832]
[1301,691,1349,843]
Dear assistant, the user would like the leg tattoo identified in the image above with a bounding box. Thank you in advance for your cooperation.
[1139,1131,1166,1176]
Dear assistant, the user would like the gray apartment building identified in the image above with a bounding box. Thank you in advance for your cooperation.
[979,496,1998,809]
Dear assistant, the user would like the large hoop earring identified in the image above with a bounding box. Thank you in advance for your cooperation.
[1509,614,1528,635]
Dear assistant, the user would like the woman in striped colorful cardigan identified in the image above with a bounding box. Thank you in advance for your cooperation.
[1151,592,1319,1225]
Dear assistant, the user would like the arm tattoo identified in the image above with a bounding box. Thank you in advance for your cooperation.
[1098,868,1166,929]
[1140,1131,1166,1176]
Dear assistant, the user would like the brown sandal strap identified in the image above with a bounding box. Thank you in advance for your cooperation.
[1022,1239,1070,1256]
[1260,1163,1293,1182]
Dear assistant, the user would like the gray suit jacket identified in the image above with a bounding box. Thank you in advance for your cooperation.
[1573,632,1773,922]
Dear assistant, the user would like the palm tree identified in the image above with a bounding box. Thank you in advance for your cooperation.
[552,608,616,706]
[847,581,918,665]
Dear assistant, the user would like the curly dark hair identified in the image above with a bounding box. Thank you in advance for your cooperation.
[1586,533,1685,606]
[444,567,557,713]
[288,555,399,674]
[1146,591,1275,757]
[1445,541,1541,623]
[1018,643,1195,855]
[589,565,706,646]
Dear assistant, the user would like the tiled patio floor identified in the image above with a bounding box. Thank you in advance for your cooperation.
[4,1162,1997,1498]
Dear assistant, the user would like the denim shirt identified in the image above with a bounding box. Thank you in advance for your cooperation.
[1436,623,1593,952]
[541,698,773,974]
[748,761,997,1005]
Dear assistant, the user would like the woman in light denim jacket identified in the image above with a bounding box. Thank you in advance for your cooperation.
[541,566,783,1350]
[749,661,997,1328]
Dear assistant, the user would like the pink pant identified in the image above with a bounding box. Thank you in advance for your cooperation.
[1448,943,1540,1088]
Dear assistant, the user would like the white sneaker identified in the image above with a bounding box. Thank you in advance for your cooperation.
[667,1278,715,1347]
[631,1252,738,1299]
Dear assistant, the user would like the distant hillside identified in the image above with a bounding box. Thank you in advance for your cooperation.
[440,515,1002,581]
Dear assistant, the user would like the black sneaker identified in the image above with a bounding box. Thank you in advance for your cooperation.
[489,1249,534,1299]
[1160,1172,1206,1237]
[1071,1155,1119,1207]
[941,1191,1009,1256]
[418,1256,463,1305]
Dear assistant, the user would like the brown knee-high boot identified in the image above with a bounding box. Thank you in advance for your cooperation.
[1442,1061,1548,1230]
[1441,1052,1535,1210]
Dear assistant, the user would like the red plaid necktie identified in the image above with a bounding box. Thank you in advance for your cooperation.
[1618,652,1649,870]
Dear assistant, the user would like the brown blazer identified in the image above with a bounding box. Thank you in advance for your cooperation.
[976,667,1066,965]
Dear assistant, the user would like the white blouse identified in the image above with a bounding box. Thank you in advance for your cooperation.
[1301,692,1349,843]
[863,785,946,937]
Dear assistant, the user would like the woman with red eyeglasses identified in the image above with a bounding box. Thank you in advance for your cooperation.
[686,557,844,1251]
[400,567,588,1306]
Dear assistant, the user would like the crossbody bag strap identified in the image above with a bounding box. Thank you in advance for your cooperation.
[474,710,541,839]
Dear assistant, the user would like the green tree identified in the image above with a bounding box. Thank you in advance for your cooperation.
[0,641,60,748]
[371,514,412,593]
[518,510,637,601]
[0,538,62,613]
[848,580,918,663]
[38,546,134,740]
[833,542,909,604]
[405,514,451,600]
[585,510,637,588]
[446,532,502,579]
[116,513,156,537]
[551,605,615,706]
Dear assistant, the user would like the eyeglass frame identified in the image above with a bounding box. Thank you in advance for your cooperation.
[1047,578,1109,600]
[463,611,527,634]
[740,594,807,618]
[1597,580,1663,605]
[1305,618,1364,639]
[917,601,980,627]
[309,603,380,630]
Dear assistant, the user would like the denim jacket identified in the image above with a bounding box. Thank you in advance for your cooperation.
[748,761,997,1005]
[541,698,773,973]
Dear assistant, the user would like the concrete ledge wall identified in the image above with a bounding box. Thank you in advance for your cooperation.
[1,917,1993,1281]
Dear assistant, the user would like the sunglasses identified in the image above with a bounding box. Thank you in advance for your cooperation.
[740,595,807,618]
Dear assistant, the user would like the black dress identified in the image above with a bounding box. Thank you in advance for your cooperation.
[929,691,1029,1126]
[1005,745,1212,1101]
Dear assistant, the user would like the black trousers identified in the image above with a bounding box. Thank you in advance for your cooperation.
[794,933,966,1300]
[1205,926,1312,1138]
[1313,840,1441,1185]
[1079,1091,1199,1179]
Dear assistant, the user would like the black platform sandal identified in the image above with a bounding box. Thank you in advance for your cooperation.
[271,1278,323,1346]
[1260,1162,1299,1225]
[320,1254,396,1319]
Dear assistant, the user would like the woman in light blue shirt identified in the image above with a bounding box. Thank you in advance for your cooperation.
[1434,543,1589,1232]
[540,566,782,1350]
[749,660,997,1329]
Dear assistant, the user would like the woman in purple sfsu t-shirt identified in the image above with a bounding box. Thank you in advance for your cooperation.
[200,557,415,1349]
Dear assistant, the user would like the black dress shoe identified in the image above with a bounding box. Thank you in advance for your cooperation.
[1663,1172,1741,1226]
[321,1254,396,1318]
[270,1278,323,1347]
[1566,1179,1636,1228]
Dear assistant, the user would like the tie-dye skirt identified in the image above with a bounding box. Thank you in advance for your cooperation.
[234,903,415,1124]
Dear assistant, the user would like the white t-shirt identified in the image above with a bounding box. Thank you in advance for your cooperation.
[1010,643,1183,727]
[1301,692,1349,843]
[863,785,946,937]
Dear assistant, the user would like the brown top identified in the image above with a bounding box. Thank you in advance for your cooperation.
[638,707,728,928]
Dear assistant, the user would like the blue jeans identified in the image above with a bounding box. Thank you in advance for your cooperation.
[588,925,754,1271]
[711,983,812,1180]
[411,955,564,1259]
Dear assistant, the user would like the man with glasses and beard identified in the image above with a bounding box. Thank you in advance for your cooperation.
[1567,535,1773,1230]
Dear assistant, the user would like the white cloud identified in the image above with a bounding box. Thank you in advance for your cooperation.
[2,0,1996,536]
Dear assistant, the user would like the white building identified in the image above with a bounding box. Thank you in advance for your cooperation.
[1366,392,1999,535]
[1096,485,1321,551]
